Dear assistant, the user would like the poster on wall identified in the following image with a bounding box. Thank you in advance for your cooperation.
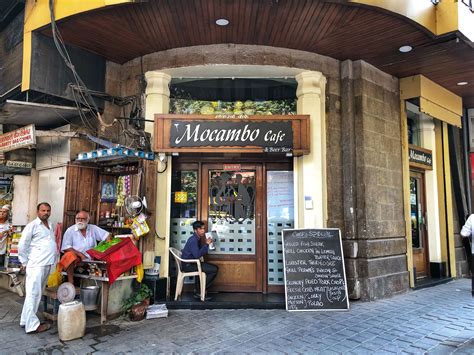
[0,177,12,207]
[101,182,116,202]
[267,171,294,220]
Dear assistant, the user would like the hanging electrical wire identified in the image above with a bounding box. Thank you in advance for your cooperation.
[48,0,150,150]
[49,0,98,133]
[68,85,137,107]
[68,84,151,150]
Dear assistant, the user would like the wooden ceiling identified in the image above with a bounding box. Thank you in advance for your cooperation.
[40,0,474,107]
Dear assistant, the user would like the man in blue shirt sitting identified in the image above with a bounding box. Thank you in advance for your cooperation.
[181,221,218,300]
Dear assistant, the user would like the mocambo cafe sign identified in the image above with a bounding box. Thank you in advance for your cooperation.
[153,114,311,155]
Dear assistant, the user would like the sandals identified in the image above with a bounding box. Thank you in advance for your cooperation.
[27,322,51,334]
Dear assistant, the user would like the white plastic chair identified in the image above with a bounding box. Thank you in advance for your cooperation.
[169,247,206,302]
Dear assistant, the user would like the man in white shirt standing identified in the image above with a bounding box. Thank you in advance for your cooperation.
[18,202,57,333]
[460,214,474,295]
[60,210,110,284]
[0,205,12,267]
[460,214,474,254]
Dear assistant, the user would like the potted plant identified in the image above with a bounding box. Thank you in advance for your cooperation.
[122,283,153,321]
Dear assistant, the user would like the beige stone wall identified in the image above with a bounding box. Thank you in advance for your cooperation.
[341,60,409,300]
[326,75,344,231]
[101,61,124,142]
[118,44,339,94]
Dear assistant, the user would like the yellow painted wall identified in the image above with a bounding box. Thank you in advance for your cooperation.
[22,0,132,91]
[350,0,436,33]
[436,0,458,35]
[400,75,462,128]
[442,122,457,277]
[24,0,131,32]
[350,0,473,40]
[400,101,414,287]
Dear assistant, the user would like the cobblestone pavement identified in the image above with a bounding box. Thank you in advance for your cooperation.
[0,279,472,354]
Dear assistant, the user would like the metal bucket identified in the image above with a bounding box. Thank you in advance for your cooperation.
[80,282,100,311]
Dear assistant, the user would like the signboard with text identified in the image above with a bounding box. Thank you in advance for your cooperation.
[154,114,310,156]
[6,160,33,169]
[408,145,432,170]
[0,125,36,153]
[282,228,349,312]
[170,120,293,148]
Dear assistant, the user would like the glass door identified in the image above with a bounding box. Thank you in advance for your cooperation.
[410,171,429,279]
[170,166,198,251]
[202,163,263,292]
[266,170,294,292]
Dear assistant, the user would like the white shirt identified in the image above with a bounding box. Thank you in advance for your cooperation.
[61,224,109,259]
[460,214,474,254]
[18,217,57,267]
[0,222,10,255]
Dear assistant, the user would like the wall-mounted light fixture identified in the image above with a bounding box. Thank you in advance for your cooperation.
[158,152,166,162]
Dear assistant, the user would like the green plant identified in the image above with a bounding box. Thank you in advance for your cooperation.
[122,283,153,313]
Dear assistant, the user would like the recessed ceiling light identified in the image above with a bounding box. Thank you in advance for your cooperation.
[399,45,413,53]
[216,18,229,26]
[457,81,468,86]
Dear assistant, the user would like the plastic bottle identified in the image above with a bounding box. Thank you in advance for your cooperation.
[58,301,86,341]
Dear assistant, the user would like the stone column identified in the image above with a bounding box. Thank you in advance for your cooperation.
[295,71,327,228]
[145,71,171,134]
[145,71,172,277]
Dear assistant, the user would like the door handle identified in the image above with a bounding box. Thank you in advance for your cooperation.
[257,213,262,229]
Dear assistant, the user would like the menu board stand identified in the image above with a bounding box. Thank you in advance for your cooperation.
[282,228,349,311]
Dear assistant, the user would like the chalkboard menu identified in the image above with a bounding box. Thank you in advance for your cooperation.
[282,228,349,311]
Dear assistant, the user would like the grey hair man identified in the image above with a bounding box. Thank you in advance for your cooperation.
[60,210,111,283]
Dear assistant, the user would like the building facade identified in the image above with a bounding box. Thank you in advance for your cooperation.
[1,0,473,301]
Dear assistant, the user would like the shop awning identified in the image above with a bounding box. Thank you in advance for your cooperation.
[0,163,31,175]
[0,100,80,128]
[400,75,463,127]
[76,147,155,165]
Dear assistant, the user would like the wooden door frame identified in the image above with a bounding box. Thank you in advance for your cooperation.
[264,162,293,294]
[63,164,100,235]
[171,157,293,293]
[201,163,264,292]
[410,170,430,279]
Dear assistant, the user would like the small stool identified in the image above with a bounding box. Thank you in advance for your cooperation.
[42,286,80,322]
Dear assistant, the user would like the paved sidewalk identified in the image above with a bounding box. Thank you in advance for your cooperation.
[0,279,472,354]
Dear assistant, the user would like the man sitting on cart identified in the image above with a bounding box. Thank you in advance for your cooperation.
[60,210,111,284]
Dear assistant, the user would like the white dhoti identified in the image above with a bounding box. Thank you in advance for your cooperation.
[20,265,53,333]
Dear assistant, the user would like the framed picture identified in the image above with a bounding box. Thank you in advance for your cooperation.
[101,182,116,202]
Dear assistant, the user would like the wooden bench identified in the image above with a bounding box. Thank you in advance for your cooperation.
[60,260,137,323]
[42,286,80,322]
[70,273,137,323]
